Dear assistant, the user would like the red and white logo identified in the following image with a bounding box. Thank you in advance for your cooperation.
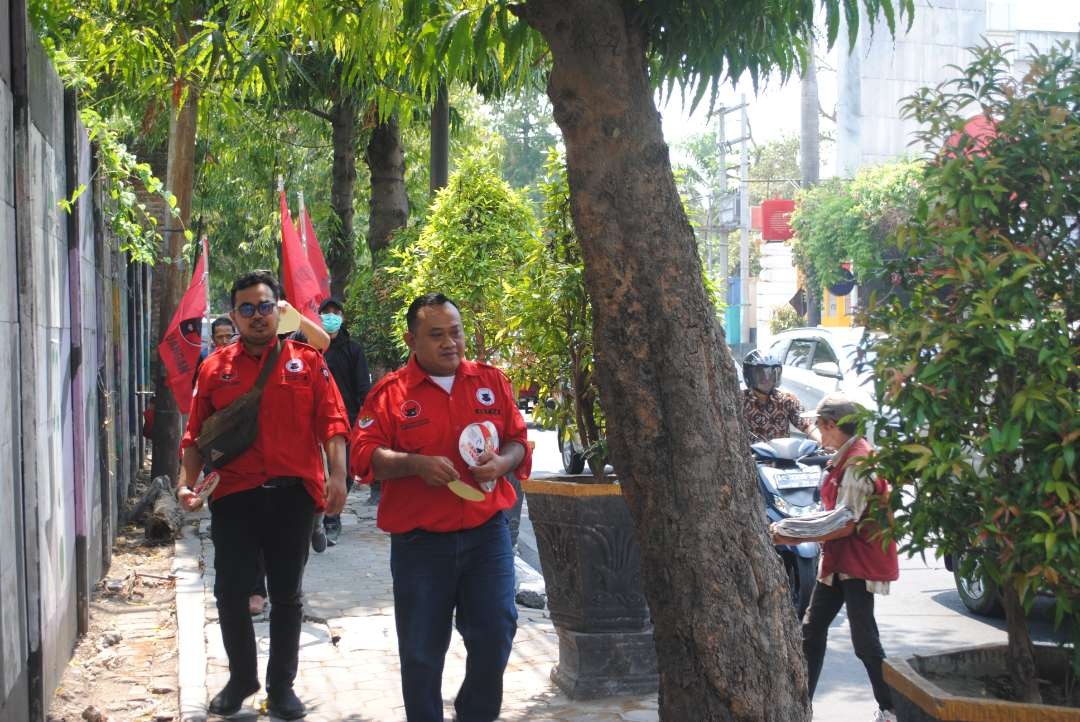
[400,400,422,418]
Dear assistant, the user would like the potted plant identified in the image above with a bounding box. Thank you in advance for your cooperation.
[862,43,1079,719]
[505,150,657,699]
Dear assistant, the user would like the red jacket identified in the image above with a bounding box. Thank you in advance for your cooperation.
[819,437,899,583]
[351,356,532,533]
[181,339,350,508]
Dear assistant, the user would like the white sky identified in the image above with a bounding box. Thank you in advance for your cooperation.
[658,0,1080,169]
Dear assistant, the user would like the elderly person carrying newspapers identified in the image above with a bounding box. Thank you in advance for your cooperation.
[770,392,900,722]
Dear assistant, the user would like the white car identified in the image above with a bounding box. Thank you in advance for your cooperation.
[765,326,879,413]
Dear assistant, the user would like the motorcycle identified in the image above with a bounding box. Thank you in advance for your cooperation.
[752,436,831,618]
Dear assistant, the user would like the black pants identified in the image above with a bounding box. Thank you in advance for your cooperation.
[803,578,893,711]
[210,484,314,693]
[324,449,353,528]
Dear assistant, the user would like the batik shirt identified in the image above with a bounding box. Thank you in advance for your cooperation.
[741,388,812,441]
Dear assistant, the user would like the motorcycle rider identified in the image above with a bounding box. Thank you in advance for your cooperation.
[741,350,819,442]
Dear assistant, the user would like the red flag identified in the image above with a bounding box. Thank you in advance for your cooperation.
[302,207,331,302]
[158,237,208,413]
[280,191,322,323]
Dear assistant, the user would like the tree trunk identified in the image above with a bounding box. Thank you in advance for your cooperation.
[143,489,183,543]
[365,113,408,258]
[1002,580,1042,704]
[430,81,449,194]
[150,82,199,485]
[328,93,358,300]
[518,2,809,720]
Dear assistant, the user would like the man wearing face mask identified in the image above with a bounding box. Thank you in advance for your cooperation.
[318,297,372,545]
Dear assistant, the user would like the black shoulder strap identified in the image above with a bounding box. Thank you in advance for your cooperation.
[253,341,281,391]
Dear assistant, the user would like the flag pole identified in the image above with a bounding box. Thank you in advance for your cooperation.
[298,190,307,252]
[201,235,209,330]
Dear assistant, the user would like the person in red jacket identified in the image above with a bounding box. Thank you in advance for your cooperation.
[351,293,531,722]
[771,392,899,722]
[177,270,349,720]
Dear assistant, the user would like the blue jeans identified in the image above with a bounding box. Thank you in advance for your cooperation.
[390,512,517,722]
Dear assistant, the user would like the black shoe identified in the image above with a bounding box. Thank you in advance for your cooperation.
[311,526,327,554]
[207,679,260,717]
[267,687,307,720]
[324,518,341,546]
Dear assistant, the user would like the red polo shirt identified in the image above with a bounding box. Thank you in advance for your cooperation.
[181,339,350,508]
[351,356,532,533]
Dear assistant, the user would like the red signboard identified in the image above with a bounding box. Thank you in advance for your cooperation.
[761,198,796,241]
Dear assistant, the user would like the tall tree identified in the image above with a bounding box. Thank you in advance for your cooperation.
[495,2,909,719]
[365,113,409,257]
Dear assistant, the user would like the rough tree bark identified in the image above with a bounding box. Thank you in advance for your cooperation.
[1002,581,1042,704]
[430,81,450,194]
[150,82,199,485]
[327,90,359,300]
[365,114,408,257]
[517,2,809,719]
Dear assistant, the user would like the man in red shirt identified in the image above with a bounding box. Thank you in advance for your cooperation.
[177,270,349,720]
[351,293,531,722]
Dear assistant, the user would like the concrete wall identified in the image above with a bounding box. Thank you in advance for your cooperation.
[0,3,151,718]
[836,0,987,175]
[0,2,29,717]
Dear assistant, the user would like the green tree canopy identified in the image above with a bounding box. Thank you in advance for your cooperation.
[789,158,924,296]
[385,154,541,362]
[865,42,1079,699]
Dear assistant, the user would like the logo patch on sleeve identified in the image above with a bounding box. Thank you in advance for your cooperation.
[357,415,376,429]
[475,387,495,406]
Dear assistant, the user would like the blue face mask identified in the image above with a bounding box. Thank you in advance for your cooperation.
[321,313,343,334]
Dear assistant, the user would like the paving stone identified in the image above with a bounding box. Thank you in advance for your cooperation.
[177,494,659,721]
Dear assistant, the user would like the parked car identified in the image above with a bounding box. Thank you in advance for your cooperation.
[765,326,879,413]
[516,382,539,413]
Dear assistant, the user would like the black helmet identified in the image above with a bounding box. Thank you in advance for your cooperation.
[743,350,783,394]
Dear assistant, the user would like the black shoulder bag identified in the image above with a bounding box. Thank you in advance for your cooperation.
[195,341,281,469]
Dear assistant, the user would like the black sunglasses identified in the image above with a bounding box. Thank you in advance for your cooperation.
[235,301,277,318]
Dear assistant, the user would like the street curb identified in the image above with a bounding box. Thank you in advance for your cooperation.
[174,515,209,722]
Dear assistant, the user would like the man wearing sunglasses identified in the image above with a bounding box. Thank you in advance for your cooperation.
[177,270,349,720]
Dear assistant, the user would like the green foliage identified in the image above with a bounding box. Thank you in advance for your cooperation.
[863,43,1080,673]
[637,0,914,111]
[385,153,541,362]
[34,29,179,263]
[346,232,415,376]
[488,83,559,203]
[747,133,811,205]
[769,305,805,334]
[504,149,607,478]
[789,159,924,297]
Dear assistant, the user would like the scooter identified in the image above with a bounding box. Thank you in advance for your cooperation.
[752,436,831,618]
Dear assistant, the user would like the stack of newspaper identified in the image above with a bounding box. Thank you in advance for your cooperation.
[772,506,855,539]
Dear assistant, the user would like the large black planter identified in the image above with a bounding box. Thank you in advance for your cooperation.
[522,477,658,699]
[884,643,1080,721]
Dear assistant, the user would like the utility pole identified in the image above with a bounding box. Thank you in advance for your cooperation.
[718,113,729,297]
[739,94,751,346]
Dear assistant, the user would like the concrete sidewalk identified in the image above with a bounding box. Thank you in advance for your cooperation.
[174,493,659,722]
